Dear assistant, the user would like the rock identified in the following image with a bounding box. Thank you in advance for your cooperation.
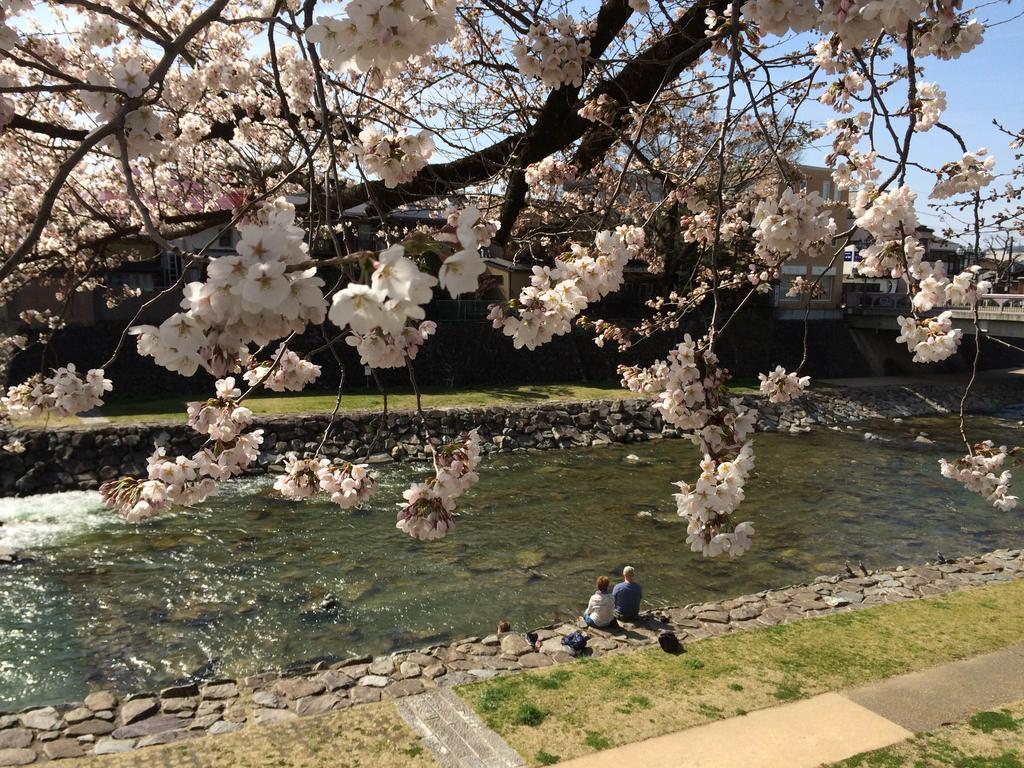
[422,663,445,679]
[201,682,238,700]
[84,692,117,712]
[339,664,369,679]
[188,714,222,731]
[252,691,286,709]
[0,748,36,766]
[119,698,158,725]
[223,701,248,724]
[518,653,553,669]
[332,655,372,669]
[318,670,354,691]
[43,739,85,760]
[92,737,136,755]
[348,688,382,705]
[19,707,62,731]
[728,604,763,621]
[696,610,730,624]
[160,683,199,699]
[358,675,389,688]
[274,678,325,700]
[914,435,935,444]
[63,720,114,737]
[500,634,532,656]
[161,697,197,714]
[398,662,422,679]
[195,701,223,717]
[137,729,200,749]
[293,695,337,717]
[0,732,30,750]
[385,679,424,699]
[62,708,93,726]
[0,717,17,729]
[111,715,184,740]
[242,672,278,691]
[588,637,619,652]
[368,657,396,676]
[208,721,244,736]
[480,634,500,646]
[252,709,297,726]
[435,671,476,686]
[539,637,564,655]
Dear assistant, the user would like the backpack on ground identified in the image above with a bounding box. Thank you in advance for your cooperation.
[562,630,588,655]
[658,630,683,654]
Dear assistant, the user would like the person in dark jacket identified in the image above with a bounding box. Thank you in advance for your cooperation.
[613,565,642,620]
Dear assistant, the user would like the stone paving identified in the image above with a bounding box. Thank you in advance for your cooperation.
[395,689,524,768]
[1,547,1022,764]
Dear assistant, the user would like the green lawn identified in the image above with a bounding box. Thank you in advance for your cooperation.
[86,382,639,425]
[457,580,1024,766]
[833,701,1024,767]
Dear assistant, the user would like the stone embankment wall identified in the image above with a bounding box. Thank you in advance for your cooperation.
[0,548,1020,763]
[1,379,1022,497]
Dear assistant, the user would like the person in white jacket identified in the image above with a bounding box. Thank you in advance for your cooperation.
[583,575,615,627]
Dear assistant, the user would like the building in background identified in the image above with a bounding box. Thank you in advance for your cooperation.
[772,164,850,319]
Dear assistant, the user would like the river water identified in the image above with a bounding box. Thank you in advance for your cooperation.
[1,412,1021,709]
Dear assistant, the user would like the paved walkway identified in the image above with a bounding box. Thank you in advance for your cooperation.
[549,644,1024,768]
[395,688,525,768]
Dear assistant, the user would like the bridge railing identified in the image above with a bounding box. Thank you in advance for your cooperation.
[845,291,1024,316]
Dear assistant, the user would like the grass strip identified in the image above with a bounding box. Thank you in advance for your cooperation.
[457,579,1024,766]
[832,699,1024,767]
[57,382,638,426]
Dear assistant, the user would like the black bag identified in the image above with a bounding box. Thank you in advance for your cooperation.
[561,630,588,655]
[658,630,683,654]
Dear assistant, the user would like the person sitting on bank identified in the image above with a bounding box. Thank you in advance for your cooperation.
[613,565,643,620]
[583,575,615,628]
[496,619,511,635]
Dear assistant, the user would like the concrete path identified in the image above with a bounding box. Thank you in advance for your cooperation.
[555,644,1024,768]
[558,693,911,768]
[846,644,1024,732]
[395,688,525,768]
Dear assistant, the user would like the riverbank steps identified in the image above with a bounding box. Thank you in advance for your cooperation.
[2,379,1023,497]
[0,547,1020,764]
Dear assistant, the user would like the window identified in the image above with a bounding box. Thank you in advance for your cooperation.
[810,266,835,301]
[779,264,804,300]
[357,223,377,251]
[109,272,155,292]
[217,228,234,248]
[822,180,831,201]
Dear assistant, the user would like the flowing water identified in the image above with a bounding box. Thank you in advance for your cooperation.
[1,412,1022,709]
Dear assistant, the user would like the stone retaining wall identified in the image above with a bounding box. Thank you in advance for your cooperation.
[1,379,1022,497]
[0,547,1020,764]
